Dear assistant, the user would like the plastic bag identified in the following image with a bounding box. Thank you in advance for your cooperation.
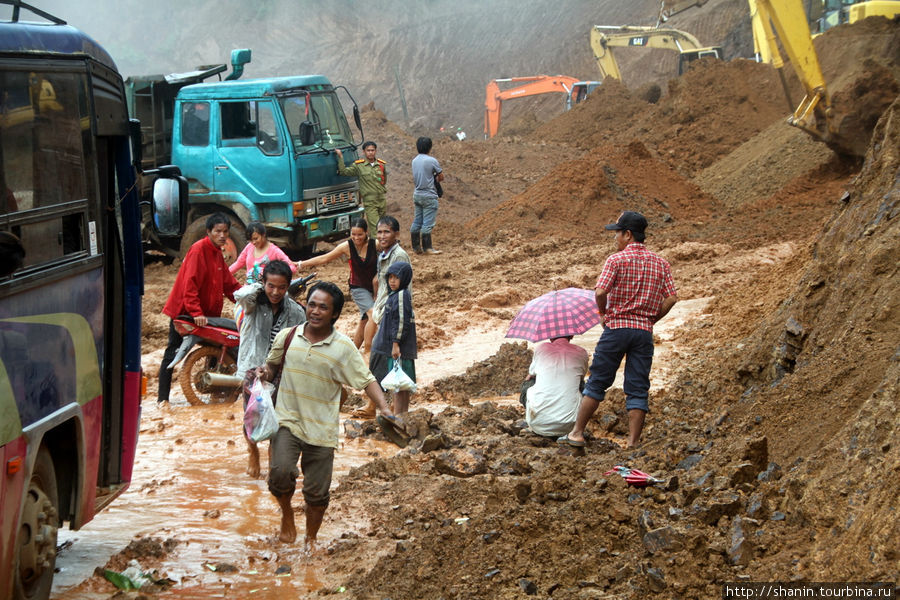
[380,360,417,393]
[244,379,279,442]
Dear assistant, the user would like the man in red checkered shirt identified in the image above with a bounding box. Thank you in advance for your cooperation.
[559,211,677,449]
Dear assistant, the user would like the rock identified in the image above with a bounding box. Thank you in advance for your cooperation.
[598,413,619,432]
[742,437,769,471]
[215,563,238,573]
[514,482,531,503]
[642,526,684,554]
[615,565,633,582]
[729,463,759,486]
[518,578,538,595]
[482,531,500,544]
[693,493,743,525]
[668,507,683,520]
[770,511,786,521]
[637,510,655,536]
[757,462,783,482]
[646,567,666,592]
[746,492,768,519]
[432,448,487,478]
[728,517,754,566]
[676,454,703,471]
[420,434,448,453]
[664,475,680,491]
[484,568,501,578]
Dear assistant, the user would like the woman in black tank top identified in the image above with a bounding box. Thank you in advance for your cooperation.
[297,219,377,349]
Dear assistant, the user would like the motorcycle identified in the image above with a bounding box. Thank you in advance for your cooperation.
[168,272,317,405]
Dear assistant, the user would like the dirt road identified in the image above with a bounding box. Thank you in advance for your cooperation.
[49,14,900,599]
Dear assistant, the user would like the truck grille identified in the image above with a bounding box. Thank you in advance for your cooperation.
[317,189,359,214]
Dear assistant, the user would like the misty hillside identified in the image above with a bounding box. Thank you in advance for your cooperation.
[29,0,752,134]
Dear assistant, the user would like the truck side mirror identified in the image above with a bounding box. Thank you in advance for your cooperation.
[353,106,362,131]
[150,173,188,236]
[299,121,316,146]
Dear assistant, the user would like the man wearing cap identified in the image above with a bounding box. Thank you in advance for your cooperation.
[559,211,677,449]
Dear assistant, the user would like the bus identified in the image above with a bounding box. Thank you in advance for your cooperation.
[0,2,181,598]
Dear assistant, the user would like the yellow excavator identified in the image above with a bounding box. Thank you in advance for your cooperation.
[590,25,722,83]
[752,0,897,157]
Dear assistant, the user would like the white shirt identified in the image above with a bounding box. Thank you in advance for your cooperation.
[525,338,589,437]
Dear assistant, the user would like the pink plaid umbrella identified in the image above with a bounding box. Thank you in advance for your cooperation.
[506,287,601,342]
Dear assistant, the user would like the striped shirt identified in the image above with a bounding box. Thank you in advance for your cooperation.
[595,243,676,332]
[266,325,376,448]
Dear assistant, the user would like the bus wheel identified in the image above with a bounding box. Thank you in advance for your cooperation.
[14,447,59,600]
[179,346,240,406]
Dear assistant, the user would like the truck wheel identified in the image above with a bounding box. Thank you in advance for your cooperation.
[179,217,245,266]
[14,446,59,600]
[179,346,240,405]
[223,221,245,265]
[179,216,210,258]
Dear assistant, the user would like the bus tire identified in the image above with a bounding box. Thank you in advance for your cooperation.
[179,346,240,406]
[14,446,59,600]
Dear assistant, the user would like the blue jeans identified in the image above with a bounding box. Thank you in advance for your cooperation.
[583,327,654,412]
[410,194,439,234]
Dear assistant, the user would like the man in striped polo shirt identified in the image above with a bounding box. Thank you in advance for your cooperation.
[559,211,678,450]
[258,281,395,548]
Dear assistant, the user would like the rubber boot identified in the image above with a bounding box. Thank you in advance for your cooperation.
[410,232,423,254]
[422,233,442,254]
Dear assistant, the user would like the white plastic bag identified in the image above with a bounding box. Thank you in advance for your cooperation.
[380,360,417,393]
[244,379,279,442]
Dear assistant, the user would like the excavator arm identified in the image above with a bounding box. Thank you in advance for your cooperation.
[753,0,867,156]
[590,25,721,81]
[484,75,582,138]
[657,0,709,25]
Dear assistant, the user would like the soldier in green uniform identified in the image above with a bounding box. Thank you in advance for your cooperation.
[335,141,387,237]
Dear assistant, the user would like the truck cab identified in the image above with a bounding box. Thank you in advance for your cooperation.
[151,75,364,257]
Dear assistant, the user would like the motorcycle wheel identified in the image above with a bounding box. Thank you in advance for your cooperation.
[179,346,240,406]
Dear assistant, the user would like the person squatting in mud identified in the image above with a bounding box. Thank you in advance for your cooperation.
[370,261,417,415]
[559,211,678,450]
[158,212,240,404]
[356,215,411,418]
[253,281,396,547]
[234,260,306,478]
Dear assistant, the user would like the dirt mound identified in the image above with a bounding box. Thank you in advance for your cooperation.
[421,342,533,405]
[663,97,900,581]
[465,141,719,243]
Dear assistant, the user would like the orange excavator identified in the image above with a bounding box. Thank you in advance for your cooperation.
[484,75,599,138]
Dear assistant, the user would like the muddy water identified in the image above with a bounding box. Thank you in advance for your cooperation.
[51,297,709,598]
[51,397,395,599]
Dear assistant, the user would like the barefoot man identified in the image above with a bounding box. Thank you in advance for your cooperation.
[559,211,677,450]
[255,281,395,547]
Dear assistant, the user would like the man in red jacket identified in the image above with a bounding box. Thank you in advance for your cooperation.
[158,213,241,403]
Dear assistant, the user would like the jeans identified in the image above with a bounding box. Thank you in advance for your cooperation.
[582,327,654,412]
[410,194,439,234]
[158,320,183,402]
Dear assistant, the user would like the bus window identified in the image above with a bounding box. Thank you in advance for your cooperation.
[0,70,91,270]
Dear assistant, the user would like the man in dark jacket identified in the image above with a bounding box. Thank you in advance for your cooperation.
[370,261,416,414]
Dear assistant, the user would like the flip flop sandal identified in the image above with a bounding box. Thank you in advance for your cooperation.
[377,415,411,448]
[556,435,586,448]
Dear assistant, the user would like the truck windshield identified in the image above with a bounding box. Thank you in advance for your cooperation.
[279,91,353,153]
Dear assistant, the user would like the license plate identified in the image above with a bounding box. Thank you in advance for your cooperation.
[336,215,349,231]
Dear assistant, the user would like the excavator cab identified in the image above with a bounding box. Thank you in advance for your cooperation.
[677,46,723,74]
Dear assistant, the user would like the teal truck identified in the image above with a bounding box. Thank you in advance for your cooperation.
[128,50,365,258]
